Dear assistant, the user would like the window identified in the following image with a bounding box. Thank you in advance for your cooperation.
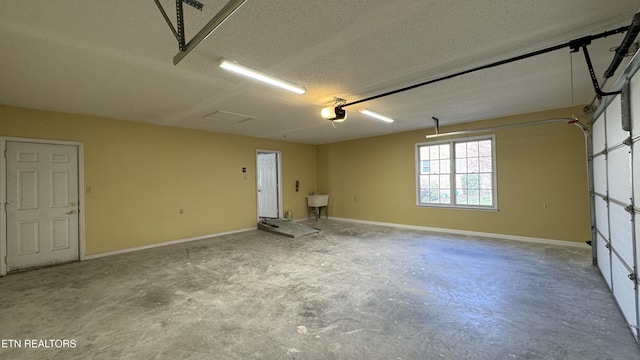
[416,135,496,209]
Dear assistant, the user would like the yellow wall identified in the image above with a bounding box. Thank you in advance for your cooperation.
[0,103,592,256]
[317,106,591,243]
[0,105,317,255]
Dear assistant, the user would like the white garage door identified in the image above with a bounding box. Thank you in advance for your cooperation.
[592,80,638,341]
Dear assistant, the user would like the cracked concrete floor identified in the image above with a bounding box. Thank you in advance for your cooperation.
[0,220,638,359]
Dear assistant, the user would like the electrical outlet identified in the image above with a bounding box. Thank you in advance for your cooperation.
[543,203,549,209]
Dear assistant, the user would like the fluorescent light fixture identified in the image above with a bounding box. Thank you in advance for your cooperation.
[219,58,306,94]
[359,108,394,123]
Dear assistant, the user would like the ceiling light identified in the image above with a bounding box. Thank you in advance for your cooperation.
[359,108,394,123]
[218,58,306,94]
[320,106,347,122]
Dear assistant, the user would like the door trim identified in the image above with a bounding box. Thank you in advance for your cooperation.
[1,137,86,276]
[256,149,283,220]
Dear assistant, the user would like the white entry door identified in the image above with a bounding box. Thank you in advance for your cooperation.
[5,141,80,272]
[257,152,279,218]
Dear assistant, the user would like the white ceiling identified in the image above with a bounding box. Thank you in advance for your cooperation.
[0,0,639,144]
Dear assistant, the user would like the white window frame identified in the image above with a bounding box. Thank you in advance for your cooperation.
[415,134,497,210]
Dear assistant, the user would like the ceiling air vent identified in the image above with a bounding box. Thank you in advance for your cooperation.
[203,110,255,124]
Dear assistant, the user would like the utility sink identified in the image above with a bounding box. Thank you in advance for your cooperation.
[306,194,329,207]
[306,194,329,220]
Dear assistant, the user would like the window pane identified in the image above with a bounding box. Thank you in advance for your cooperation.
[440,159,450,174]
[467,190,480,205]
[420,147,430,159]
[429,189,440,203]
[456,189,467,204]
[429,146,440,159]
[480,190,493,206]
[440,144,450,159]
[467,142,479,157]
[420,175,429,188]
[479,156,492,172]
[440,190,451,204]
[422,160,430,174]
[455,142,466,158]
[468,174,480,190]
[456,158,467,173]
[467,157,479,173]
[429,175,440,188]
[479,140,492,156]
[479,174,492,189]
[440,174,450,189]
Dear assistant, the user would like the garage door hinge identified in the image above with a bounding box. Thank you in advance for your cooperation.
[628,272,639,283]
[625,205,634,214]
[623,137,632,146]
[605,243,612,249]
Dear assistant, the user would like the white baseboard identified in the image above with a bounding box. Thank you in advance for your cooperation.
[329,217,590,249]
[82,217,589,261]
[83,227,256,260]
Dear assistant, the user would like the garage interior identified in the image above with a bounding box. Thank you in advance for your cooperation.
[2,1,640,359]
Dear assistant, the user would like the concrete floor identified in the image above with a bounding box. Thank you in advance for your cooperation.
[0,220,638,360]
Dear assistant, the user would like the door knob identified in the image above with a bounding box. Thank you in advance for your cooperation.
[66,210,77,215]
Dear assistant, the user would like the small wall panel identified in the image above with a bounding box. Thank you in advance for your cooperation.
[634,140,640,205]
[593,113,606,154]
[593,155,607,195]
[606,94,626,146]
[595,196,609,237]
[608,146,632,203]
[597,232,612,290]
[631,71,640,136]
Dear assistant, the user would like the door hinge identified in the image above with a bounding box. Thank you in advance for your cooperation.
[628,272,639,283]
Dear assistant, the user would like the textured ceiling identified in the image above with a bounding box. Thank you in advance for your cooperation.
[0,0,639,144]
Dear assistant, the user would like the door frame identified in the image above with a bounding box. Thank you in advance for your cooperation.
[256,149,283,220]
[1,137,86,276]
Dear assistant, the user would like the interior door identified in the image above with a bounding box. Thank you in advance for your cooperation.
[5,141,80,272]
[257,152,279,218]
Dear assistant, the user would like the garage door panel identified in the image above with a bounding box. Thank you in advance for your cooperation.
[634,143,640,202]
[631,72,640,136]
[612,254,638,334]
[597,232,612,290]
[635,217,640,286]
[593,114,606,154]
[610,202,634,269]
[595,197,609,236]
[593,155,607,195]
[608,146,631,202]
[606,94,626,146]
